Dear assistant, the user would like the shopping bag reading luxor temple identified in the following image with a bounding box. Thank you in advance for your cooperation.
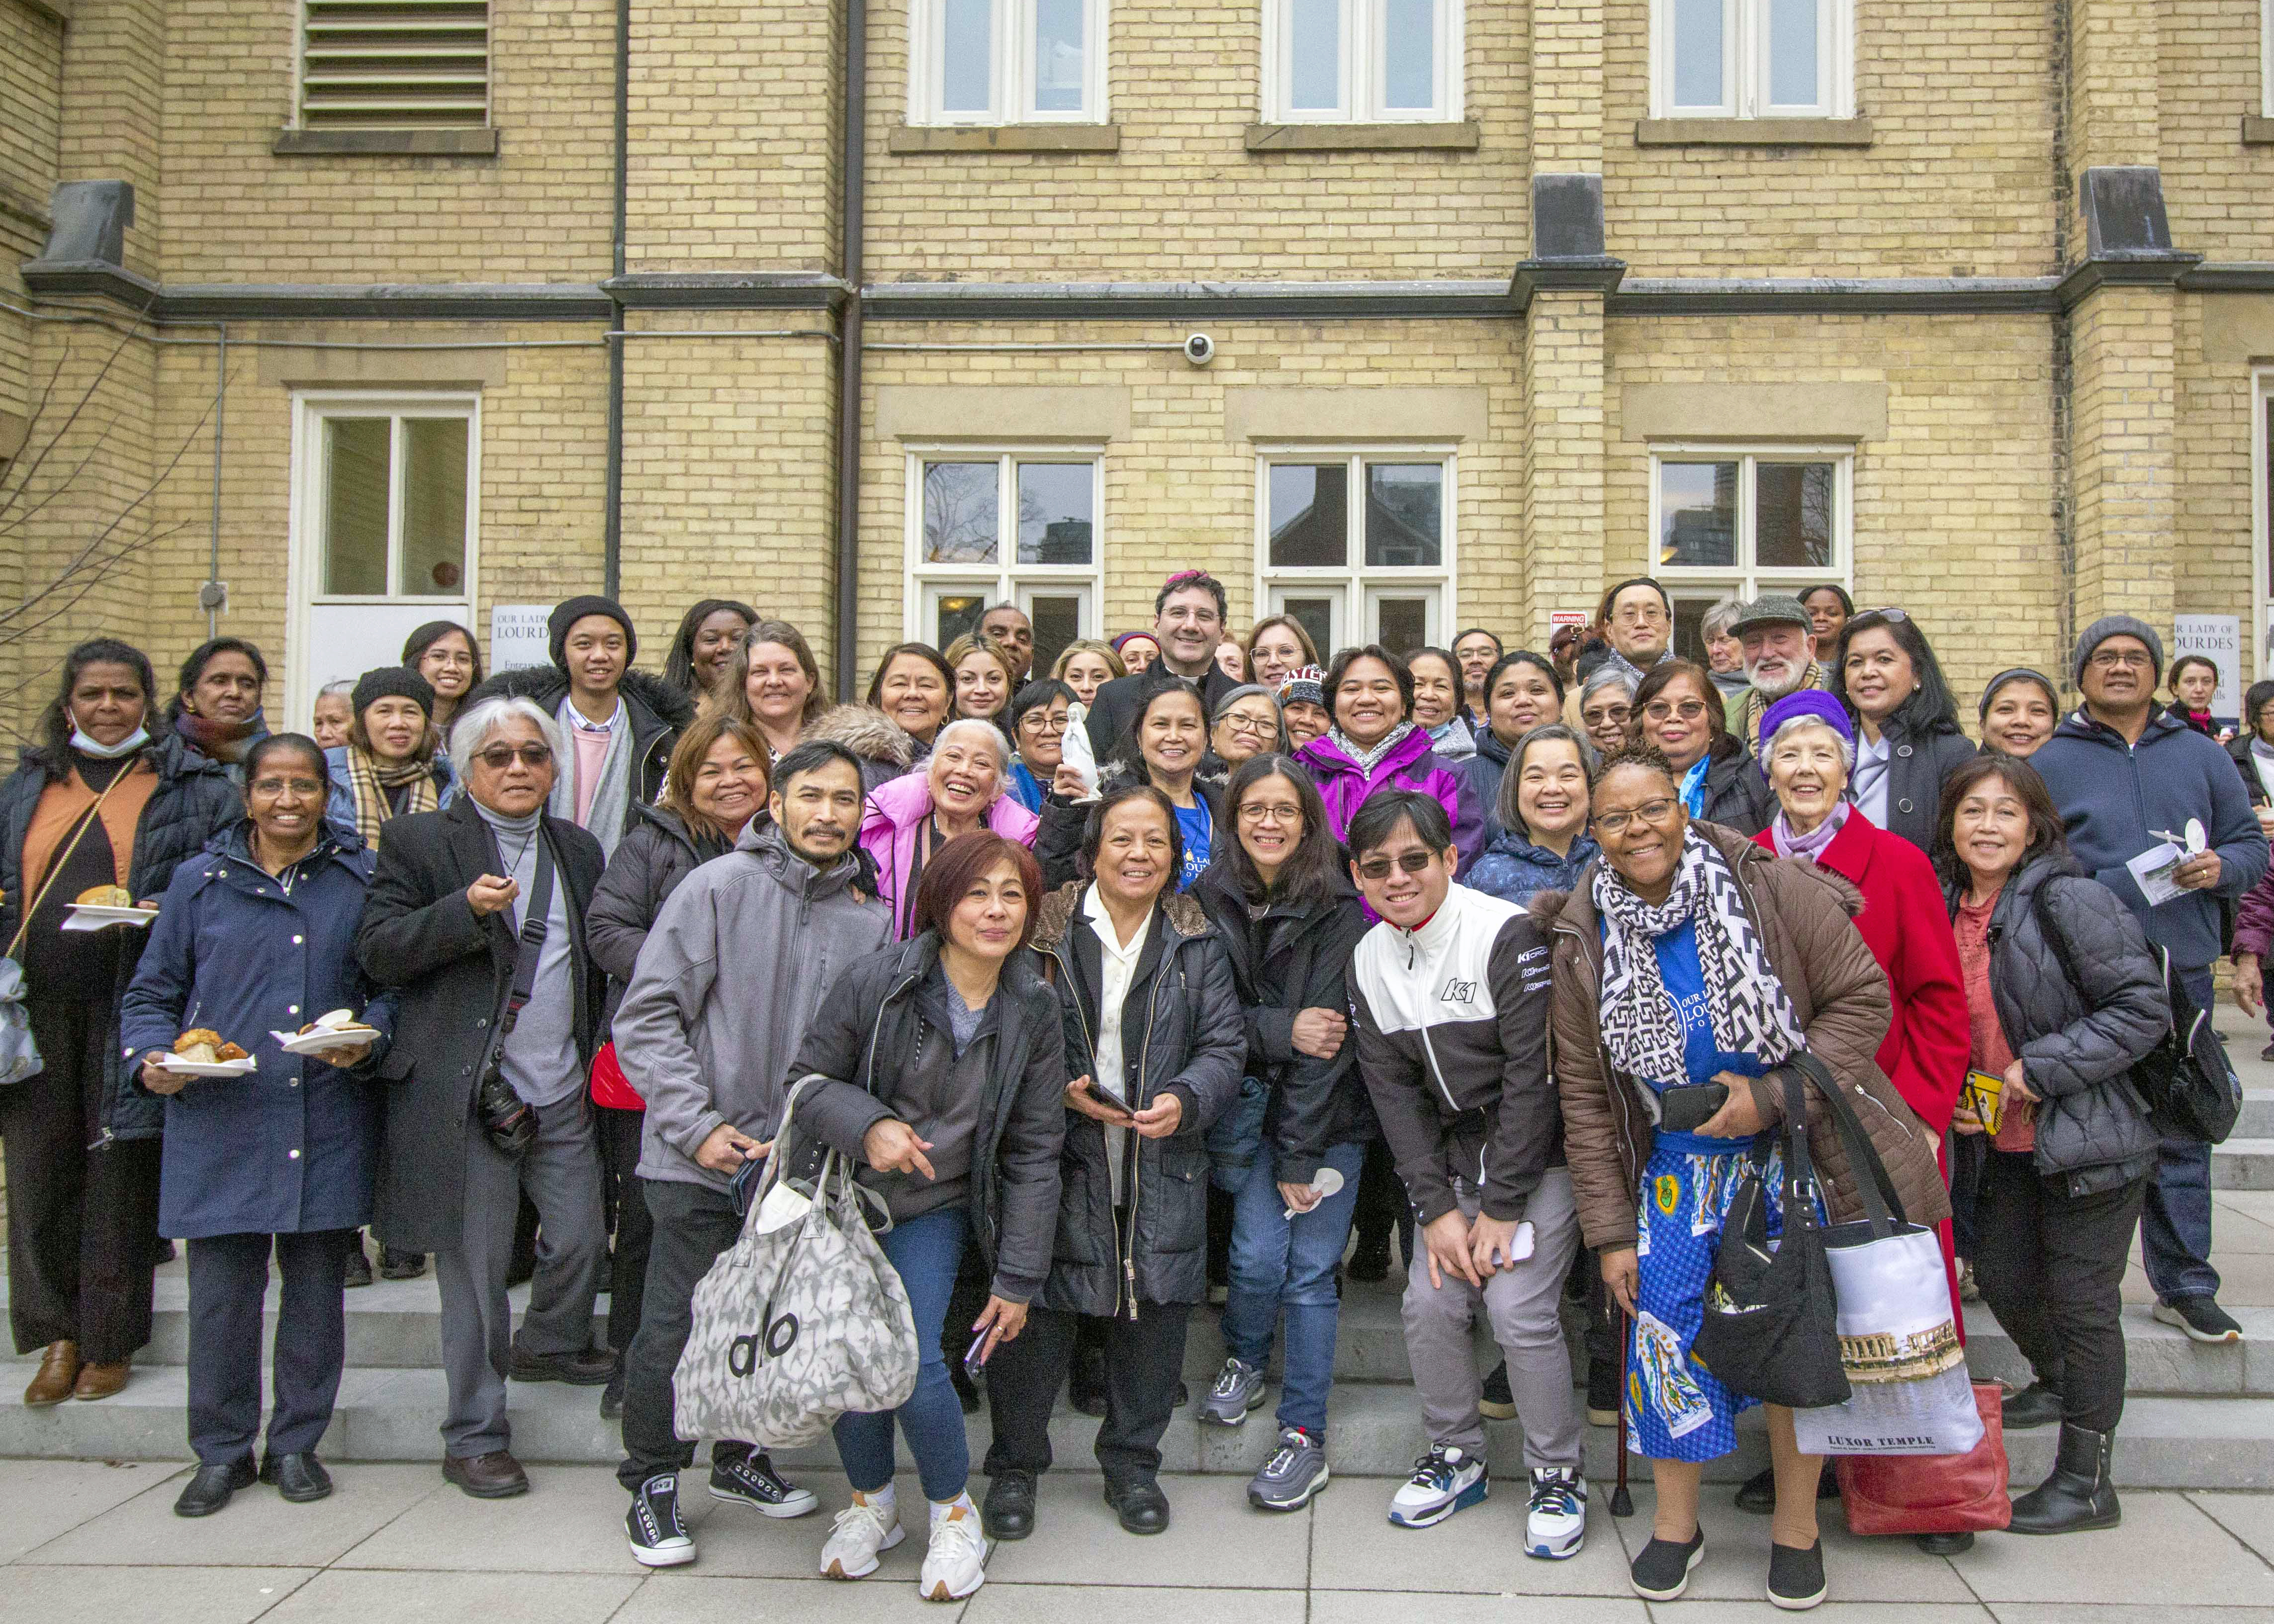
[1783,1054,1981,1458]
[673,1077,920,1449]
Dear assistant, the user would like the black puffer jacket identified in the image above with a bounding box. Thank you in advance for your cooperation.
[1030,884,1245,1314]
[1945,853,2167,1196]
[1698,732,1774,837]
[1190,863,1373,1185]
[1873,711,1978,853]
[586,803,729,1028]
[0,736,240,1141]
[455,666,694,811]
[789,932,1068,1304]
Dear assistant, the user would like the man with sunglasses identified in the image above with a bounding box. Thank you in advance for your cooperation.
[1346,791,1585,1556]
[358,696,613,1499]
[2032,616,2267,1349]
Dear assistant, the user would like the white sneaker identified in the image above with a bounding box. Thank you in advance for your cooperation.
[1525,1466,1587,1559]
[919,1502,992,1602]
[819,1497,904,1580]
[1387,1444,1488,1528]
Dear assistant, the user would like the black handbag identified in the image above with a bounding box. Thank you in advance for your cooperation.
[472,833,556,1159]
[1690,1064,1851,1410]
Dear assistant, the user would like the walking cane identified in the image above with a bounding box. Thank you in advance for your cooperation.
[1609,1300,1634,1518]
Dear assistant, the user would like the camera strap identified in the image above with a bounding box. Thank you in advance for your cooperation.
[495,832,557,1044]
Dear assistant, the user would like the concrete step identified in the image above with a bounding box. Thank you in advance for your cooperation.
[2238,1088,2274,1139]
[3,1361,2268,1489]
[2213,1137,2274,1191]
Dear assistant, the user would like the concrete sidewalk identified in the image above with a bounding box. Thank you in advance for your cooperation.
[3,1454,2271,1624]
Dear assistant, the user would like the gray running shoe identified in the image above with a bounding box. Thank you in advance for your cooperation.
[1200,1357,1267,1426]
[1248,1427,1330,1511]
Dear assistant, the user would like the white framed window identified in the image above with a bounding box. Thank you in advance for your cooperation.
[297,0,490,129]
[1650,0,1851,120]
[285,392,480,725]
[1256,448,1455,658]
[1651,445,1850,661]
[906,450,1103,673]
[909,0,1107,124]
[1263,0,1463,124]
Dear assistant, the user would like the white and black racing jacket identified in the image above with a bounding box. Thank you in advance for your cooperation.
[1350,882,1562,1226]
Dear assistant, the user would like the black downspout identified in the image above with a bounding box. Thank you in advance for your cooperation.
[833,0,867,700]
[604,0,630,598]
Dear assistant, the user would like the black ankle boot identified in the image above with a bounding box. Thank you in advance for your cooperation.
[2008,1422,2118,1534]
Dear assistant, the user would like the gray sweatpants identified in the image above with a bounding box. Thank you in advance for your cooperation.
[1402,1165,1582,1470]
[433,1094,606,1458]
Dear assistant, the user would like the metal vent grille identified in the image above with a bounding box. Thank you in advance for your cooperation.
[300,0,489,127]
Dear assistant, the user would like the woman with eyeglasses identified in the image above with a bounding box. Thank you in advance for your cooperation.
[1189,757,1370,1510]
[1243,616,1321,698]
[121,734,393,1516]
[1003,680,1074,812]
[1577,665,1638,760]
[1211,685,1286,769]
[1832,609,1977,854]
[403,622,483,745]
[1460,652,1567,837]
[1541,744,1950,1609]
[1631,660,1773,837]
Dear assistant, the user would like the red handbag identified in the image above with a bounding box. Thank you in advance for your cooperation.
[588,1039,644,1110]
[1836,1381,2012,1535]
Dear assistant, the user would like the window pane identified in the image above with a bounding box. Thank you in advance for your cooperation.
[1671,0,1724,107]
[923,461,1000,563]
[933,592,987,648]
[399,418,468,596]
[1364,463,1443,567]
[1280,595,1337,658]
[1671,596,1718,666]
[940,0,993,113]
[1025,592,1083,675]
[1268,464,1348,568]
[1768,0,1819,105]
[322,417,390,596]
[1381,0,1435,110]
[1755,461,1835,568]
[1658,461,1736,568]
[1288,0,1341,111]
[1033,0,1085,112]
[1374,596,1429,657]
[1016,462,1093,563]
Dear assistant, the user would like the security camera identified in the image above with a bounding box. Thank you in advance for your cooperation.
[1182,332,1216,367]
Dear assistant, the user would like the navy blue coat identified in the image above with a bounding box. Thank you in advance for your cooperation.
[119,822,394,1238]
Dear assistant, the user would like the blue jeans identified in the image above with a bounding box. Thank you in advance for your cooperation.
[832,1207,971,1501]
[1221,1139,1366,1434]
[2141,968,2222,1303]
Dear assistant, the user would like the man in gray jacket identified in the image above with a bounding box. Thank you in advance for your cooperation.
[611,740,892,1567]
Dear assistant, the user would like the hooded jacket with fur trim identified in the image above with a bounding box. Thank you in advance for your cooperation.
[456,665,694,817]
[802,703,917,796]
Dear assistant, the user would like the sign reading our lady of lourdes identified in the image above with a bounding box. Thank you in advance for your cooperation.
[2174,614,2240,725]
[489,604,555,673]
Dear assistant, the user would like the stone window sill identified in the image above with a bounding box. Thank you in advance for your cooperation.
[2243,116,2274,146]
[273,128,501,157]
[887,125,1120,154]
[1635,116,1873,148]
[1245,121,1480,152]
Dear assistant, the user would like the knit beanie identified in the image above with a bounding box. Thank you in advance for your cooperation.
[1978,667,2059,721]
[1757,689,1853,760]
[1111,631,1160,657]
[548,595,638,669]
[2072,615,2162,687]
[1276,665,1327,710]
[352,665,436,721]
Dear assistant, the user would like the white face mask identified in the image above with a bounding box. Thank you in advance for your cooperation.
[70,725,150,760]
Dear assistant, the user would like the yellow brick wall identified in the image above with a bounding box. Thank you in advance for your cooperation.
[2159,0,2274,262]
[0,0,62,431]
[2070,287,2179,637]
[2174,294,2262,679]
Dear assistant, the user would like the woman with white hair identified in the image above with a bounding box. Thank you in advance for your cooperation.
[861,717,1041,938]
[1739,689,1972,1541]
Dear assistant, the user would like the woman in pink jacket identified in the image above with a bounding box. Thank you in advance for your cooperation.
[1293,645,1484,873]
[861,717,1040,938]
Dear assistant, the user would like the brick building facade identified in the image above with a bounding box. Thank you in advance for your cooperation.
[3,0,2272,723]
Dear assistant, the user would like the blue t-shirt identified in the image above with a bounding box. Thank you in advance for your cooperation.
[1175,801,1212,892]
[1650,919,1770,1157]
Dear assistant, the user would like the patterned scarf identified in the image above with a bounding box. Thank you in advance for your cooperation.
[174,706,265,765]
[1328,719,1417,776]
[344,745,439,851]
[1591,829,1807,1089]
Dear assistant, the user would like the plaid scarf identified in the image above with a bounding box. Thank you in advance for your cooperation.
[344,745,439,851]
[1590,828,1806,1089]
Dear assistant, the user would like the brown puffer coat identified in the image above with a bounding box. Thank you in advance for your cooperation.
[1535,820,1951,1254]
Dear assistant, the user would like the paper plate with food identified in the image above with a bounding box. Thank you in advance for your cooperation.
[63,885,160,931]
[157,1029,257,1078]
[272,1009,381,1056]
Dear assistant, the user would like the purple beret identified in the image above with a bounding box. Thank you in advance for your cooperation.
[1757,689,1854,758]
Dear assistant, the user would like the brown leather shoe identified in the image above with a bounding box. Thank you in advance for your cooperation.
[23,1342,80,1408]
[442,1449,530,1499]
[72,1358,130,1401]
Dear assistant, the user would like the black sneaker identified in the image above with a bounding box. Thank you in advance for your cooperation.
[509,1345,616,1385]
[1630,1529,1705,1600]
[2154,1295,2244,1344]
[626,1473,695,1567]
[2002,1381,2064,1430]
[1479,1360,1516,1420]
[377,1247,426,1281]
[343,1242,373,1289]
[1767,1539,1826,1611]
[1347,1236,1392,1283]
[709,1450,819,1518]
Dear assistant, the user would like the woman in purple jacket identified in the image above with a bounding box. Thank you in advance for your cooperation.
[1293,644,1484,874]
